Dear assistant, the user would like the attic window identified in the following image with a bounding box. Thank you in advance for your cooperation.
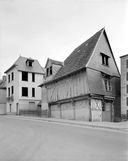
[26,58,34,67]
[101,53,110,66]
[29,61,32,66]
[46,66,52,77]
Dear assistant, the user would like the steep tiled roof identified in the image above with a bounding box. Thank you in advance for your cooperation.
[5,56,45,74]
[53,28,103,80]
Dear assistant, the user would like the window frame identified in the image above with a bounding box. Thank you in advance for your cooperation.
[11,86,14,95]
[11,72,14,81]
[103,78,112,92]
[46,66,53,77]
[126,72,128,81]
[127,97,128,106]
[32,88,35,97]
[29,61,32,67]
[126,59,128,68]
[22,71,28,81]
[101,53,109,66]
[50,66,52,75]
[8,74,10,83]
[8,87,10,97]
[32,73,35,82]
[127,85,128,94]
[22,87,28,97]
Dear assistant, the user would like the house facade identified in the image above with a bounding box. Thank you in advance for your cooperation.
[120,54,128,116]
[0,76,7,115]
[40,28,120,122]
[5,56,44,114]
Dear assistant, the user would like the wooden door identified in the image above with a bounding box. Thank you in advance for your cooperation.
[102,102,112,122]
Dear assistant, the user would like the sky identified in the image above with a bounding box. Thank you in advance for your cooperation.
[0,0,128,77]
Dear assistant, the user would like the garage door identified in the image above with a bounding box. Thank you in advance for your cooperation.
[75,100,90,121]
[51,105,61,119]
[61,103,74,120]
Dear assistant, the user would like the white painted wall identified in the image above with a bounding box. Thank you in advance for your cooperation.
[6,68,44,113]
[19,71,43,100]
[0,88,6,114]
[6,68,19,113]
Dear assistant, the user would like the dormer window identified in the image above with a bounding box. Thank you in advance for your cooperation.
[50,66,52,75]
[26,58,34,67]
[101,53,110,66]
[29,61,32,67]
[46,66,52,77]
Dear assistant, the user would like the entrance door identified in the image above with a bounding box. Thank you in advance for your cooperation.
[102,101,112,122]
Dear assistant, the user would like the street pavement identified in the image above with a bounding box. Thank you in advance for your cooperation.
[0,116,128,161]
[3,114,128,132]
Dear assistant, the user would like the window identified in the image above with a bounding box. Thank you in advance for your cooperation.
[11,72,14,81]
[32,73,35,82]
[22,72,28,81]
[29,61,32,67]
[8,88,10,97]
[22,87,28,97]
[126,60,128,68]
[126,72,128,81]
[8,75,10,83]
[127,97,128,106]
[11,86,14,95]
[32,88,35,97]
[101,53,109,66]
[46,66,52,76]
[46,68,49,76]
[104,78,112,91]
[50,66,52,75]
[26,59,34,67]
[127,85,128,93]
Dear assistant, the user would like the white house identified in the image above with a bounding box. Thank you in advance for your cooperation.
[5,56,45,114]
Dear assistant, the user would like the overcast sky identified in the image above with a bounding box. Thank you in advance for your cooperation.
[0,0,128,77]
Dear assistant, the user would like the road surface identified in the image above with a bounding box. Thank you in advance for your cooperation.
[0,117,127,161]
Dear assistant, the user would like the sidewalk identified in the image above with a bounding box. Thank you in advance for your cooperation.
[1,115,128,132]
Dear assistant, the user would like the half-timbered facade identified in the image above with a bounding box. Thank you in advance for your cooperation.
[40,28,120,122]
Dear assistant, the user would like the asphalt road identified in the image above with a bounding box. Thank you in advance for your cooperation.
[0,117,127,161]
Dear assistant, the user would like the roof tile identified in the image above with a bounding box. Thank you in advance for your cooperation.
[53,28,103,80]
